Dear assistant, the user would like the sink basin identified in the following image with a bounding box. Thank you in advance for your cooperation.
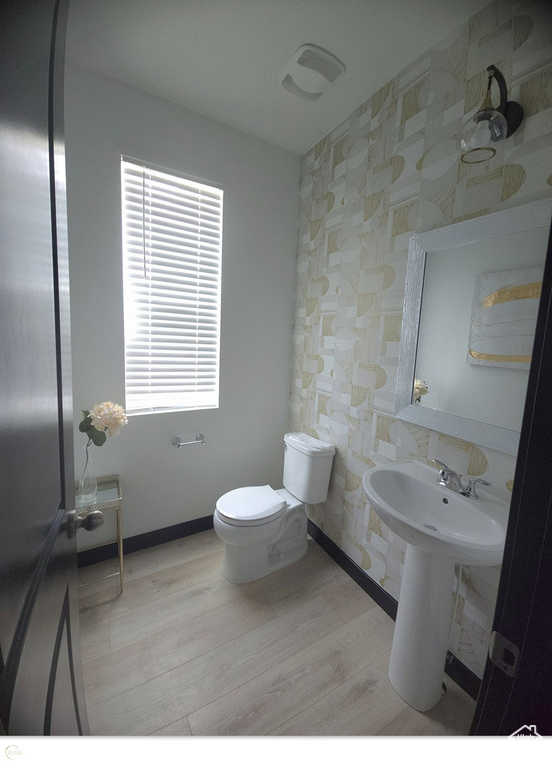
[362,460,509,712]
[362,460,507,565]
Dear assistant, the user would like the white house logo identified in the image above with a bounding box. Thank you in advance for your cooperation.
[5,745,23,759]
[509,725,542,738]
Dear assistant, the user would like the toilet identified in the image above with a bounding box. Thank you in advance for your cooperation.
[213,432,335,583]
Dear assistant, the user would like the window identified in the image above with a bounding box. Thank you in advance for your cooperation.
[121,159,223,414]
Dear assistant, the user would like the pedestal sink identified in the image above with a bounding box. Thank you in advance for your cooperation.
[362,460,507,712]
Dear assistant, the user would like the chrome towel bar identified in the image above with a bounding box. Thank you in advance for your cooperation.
[171,434,205,448]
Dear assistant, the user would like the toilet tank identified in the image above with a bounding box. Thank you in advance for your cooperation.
[283,432,335,504]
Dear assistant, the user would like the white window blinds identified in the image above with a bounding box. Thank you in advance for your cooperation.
[121,159,223,414]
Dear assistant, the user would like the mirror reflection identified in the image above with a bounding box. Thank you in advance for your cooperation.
[395,199,552,455]
[414,226,548,432]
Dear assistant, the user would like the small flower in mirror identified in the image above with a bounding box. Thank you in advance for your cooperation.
[413,379,429,403]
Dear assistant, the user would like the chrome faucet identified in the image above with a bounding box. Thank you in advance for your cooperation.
[430,459,491,499]
[430,459,464,493]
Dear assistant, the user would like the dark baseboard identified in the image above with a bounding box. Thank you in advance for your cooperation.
[307,520,398,620]
[77,512,480,701]
[77,515,214,568]
[445,652,481,702]
[307,520,481,702]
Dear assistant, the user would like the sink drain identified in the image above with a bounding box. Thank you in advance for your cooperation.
[424,524,439,532]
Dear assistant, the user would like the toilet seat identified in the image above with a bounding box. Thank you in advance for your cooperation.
[216,485,287,527]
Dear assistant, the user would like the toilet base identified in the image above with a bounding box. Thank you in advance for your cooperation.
[216,506,309,584]
[221,537,308,584]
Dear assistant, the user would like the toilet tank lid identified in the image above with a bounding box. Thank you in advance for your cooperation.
[284,432,335,457]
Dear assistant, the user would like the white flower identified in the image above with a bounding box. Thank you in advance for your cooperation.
[88,401,128,437]
[413,379,429,402]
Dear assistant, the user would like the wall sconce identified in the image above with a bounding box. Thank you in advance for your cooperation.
[460,65,523,164]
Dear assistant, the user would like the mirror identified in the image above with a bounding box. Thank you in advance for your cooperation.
[396,198,552,455]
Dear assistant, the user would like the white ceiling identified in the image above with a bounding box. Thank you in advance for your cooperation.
[65,0,491,155]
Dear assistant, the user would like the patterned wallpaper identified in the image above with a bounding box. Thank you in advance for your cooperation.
[289,0,552,676]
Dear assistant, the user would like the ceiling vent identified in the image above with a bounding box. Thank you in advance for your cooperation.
[280,44,345,101]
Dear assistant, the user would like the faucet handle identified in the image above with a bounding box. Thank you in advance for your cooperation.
[430,458,450,472]
[464,477,491,499]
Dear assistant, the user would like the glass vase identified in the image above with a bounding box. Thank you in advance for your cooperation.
[78,442,97,505]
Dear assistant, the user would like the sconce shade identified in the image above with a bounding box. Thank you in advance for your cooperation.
[460,107,508,164]
[460,65,523,164]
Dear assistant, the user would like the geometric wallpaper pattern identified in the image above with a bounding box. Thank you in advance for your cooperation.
[289,0,552,676]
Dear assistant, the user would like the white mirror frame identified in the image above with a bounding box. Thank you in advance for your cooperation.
[396,198,552,456]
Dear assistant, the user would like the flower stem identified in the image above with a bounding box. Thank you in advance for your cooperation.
[80,439,93,486]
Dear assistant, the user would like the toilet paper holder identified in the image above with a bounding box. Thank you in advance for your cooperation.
[171,434,206,448]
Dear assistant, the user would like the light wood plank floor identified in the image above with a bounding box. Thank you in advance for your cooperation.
[78,530,476,736]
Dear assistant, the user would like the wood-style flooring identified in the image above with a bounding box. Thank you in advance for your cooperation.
[78,529,476,736]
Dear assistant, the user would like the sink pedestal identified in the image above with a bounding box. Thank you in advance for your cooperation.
[362,460,507,711]
[388,544,456,712]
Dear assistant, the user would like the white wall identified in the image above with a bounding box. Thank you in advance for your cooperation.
[65,64,300,545]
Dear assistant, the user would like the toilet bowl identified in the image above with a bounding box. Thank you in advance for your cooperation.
[213,433,335,583]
